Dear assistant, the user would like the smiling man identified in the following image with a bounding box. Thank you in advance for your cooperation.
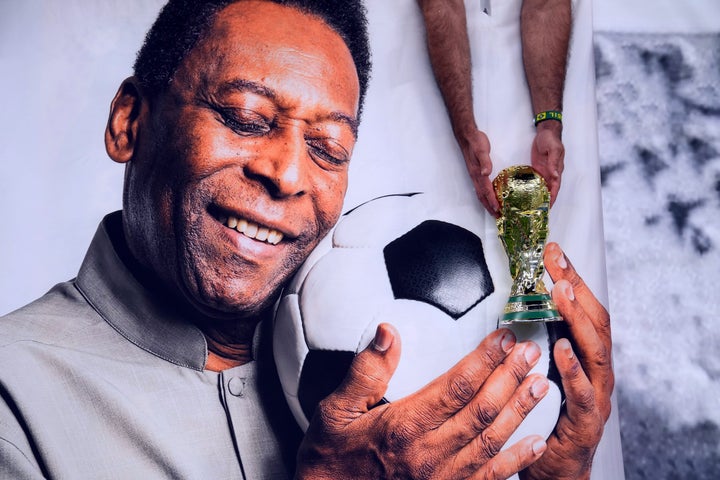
[0,1,613,479]
[113,1,362,369]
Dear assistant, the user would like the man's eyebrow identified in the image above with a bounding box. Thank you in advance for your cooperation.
[218,78,277,100]
[217,78,359,138]
[328,112,359,138]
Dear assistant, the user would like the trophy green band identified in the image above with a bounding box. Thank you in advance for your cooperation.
[493,165,562,324]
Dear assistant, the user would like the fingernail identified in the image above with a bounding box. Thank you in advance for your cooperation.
[372,325,392,352]
[557,338,574,359]
[563,282,575,301]
[556,252,567,269]
[524,343,541,365]
[500,330,516,353]
[532,439,547,456]
[531,377,549,399]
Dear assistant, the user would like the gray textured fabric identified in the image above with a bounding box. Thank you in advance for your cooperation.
[0,212,300,479]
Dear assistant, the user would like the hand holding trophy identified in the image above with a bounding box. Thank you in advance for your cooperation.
[493,166,562,324]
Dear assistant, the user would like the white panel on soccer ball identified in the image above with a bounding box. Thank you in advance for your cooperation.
[284,229,335,295]
[358,298,474,400]
[300,249,393,352]
[273,294,309,395]
[334,194,428,248]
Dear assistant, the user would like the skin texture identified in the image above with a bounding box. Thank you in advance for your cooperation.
[519,243,614,480]
[105,1,359,363]
[521,0,571,206]
[297,327,550,479]
[418,0,570,215]
[105,2,611,477]
[297,244,613,479]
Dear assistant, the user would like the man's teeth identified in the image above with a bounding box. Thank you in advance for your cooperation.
[224,216,283,245]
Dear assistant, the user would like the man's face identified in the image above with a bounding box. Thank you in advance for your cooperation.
[124,1,359,318]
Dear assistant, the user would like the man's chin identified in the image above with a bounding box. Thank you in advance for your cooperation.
[182,278,281,321]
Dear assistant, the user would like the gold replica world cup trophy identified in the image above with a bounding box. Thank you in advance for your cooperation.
[493,165,562,324]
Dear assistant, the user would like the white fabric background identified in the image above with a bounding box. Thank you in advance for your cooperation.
[1,0,718,478]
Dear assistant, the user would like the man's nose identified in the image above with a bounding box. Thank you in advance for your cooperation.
[244,129,308,198]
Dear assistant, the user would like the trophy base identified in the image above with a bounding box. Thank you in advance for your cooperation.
[501,294,563,324]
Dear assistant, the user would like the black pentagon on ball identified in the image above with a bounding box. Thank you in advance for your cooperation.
[383,220,494,319]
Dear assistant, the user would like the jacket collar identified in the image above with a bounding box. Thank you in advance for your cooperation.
[75,211,209,370]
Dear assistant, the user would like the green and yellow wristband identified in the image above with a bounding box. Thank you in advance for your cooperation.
[533,110,562,127]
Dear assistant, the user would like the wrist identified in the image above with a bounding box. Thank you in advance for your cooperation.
[535,117,562,137]
[453,123,478,145]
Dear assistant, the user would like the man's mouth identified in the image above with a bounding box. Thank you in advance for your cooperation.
[219,214,285,245]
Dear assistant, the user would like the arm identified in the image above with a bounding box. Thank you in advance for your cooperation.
[521,0,571,205]
[296,324,550,479]
[520,243,614,480]
[417,0,500,216]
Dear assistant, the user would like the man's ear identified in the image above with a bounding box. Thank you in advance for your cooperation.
[105,77,147,164]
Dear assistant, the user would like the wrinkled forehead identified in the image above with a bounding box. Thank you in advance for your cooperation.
[186,2,356,87]
[168,0,360,117]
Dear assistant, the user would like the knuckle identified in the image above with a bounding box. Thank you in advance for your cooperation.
[513,388,538,417]
[507,354,534,382]
[574,385,597,414]
[444,372,478,409]
[598,309,612,331]
[383,420,418,452]
[568,271,585,291]
[592,345,612,370]
[484,459,509,480]
[479,344,505,369]
[477,429,503,460]
[566,356,583,378]
[414,457,438,480]
[468,398,501,431]
[313,398,341,433]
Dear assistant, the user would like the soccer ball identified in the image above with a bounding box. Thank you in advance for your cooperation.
[273,193,561,446]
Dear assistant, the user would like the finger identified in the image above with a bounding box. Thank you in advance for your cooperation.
[552,280,613,396]
[544,243,611,339]
[450,374,548,470]
[477,147,492,176]
[553,339,608,433]
[469,129,492,171]
[479,177,501,217]
[530,158,558,207]
[449,433,547,480]
[403,329,517,429]
[437,342,544,447]
[463,152,499,218]
[547,141,564,179]
[546,148,563,202]
[320,323,401,429]
[482,374,549,445]
[470,435,546,480]
[474,179,497,218]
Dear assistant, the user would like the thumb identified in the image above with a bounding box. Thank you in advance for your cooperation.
[329,323,402,414]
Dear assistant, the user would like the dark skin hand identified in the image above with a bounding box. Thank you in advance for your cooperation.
[520,243,614,480]
[296,327,551,480]
[296,243,612,479]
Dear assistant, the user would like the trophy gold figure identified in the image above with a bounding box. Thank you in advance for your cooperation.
[493,165,562,324]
